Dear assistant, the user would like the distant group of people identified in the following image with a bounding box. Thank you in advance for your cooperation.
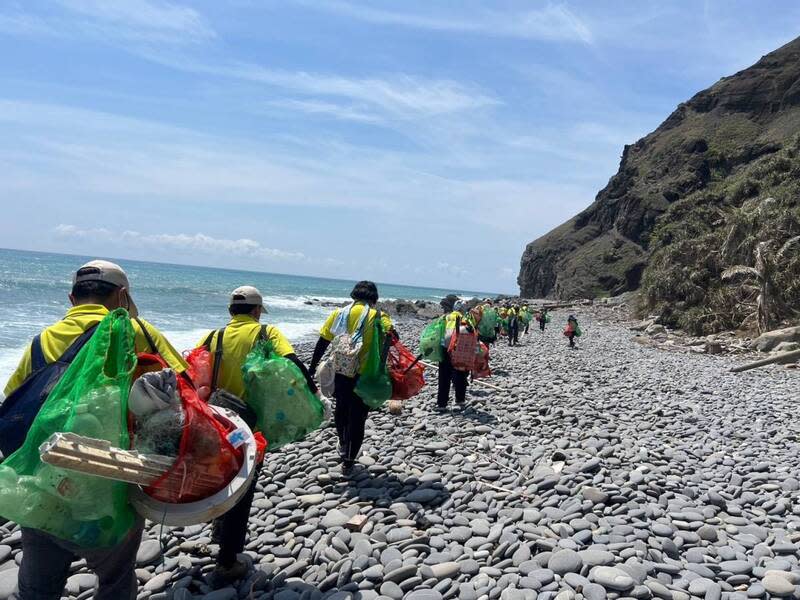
[0,259,585,599]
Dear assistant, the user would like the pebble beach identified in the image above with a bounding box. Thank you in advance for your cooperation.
[1,308,799,600]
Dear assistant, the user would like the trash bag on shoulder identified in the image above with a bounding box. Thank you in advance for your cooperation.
[0,309,137,548]
[419,317,445,363]
[243,342,324,451]
[388,341,425,400]
[477,308,498,339]
[133,354,243,503]
[355,317,392,410]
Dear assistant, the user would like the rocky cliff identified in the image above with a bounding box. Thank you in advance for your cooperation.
[519,36,800,300]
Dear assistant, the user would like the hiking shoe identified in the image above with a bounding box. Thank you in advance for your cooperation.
[435,405,448,414]
[208,560,249,589]
[342,461,356,475]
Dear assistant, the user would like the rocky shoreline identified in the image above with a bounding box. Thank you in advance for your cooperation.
[1,309,799,600]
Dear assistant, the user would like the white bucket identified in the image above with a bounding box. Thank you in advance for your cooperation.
[130,406,257,526]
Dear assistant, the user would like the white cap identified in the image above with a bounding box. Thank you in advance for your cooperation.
[229,285,268,313]
[73,260,138,317]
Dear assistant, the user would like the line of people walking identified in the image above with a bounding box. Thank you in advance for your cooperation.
[0,259,585,598]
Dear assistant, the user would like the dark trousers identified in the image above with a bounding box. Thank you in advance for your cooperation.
[540,319,546,331]
[19,521,144,600]
[523,322,529,334]
[567,333,576,347]
[213,461,263,568]
[508,319,519,346]
[334,374,368,464]
[437,352,468,407]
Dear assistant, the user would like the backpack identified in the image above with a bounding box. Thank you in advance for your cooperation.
[0,324,98,457]
[330,304,370,377]
[448,317,478,372]
[202,327,258,430]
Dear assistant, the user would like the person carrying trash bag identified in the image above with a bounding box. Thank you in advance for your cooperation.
[507,304,520,346]
[194,285,318,588]
[437,294,473,412]
[309,281,395,475]
[520,304,531,335]
[0,260,186,600]
[564,314,582,348]
[537,307,550,332]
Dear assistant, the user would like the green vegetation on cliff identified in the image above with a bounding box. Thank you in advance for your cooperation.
[641,137,800,334]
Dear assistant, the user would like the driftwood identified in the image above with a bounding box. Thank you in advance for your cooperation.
[39,432,225,494]
[419,361,508,392]
[730,349,800,373]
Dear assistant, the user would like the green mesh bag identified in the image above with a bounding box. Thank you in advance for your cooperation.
[0,309,136,548]
[477,308,498,338]
[419,317,445,363]
[242,341,324,451]
[355,315,392,410]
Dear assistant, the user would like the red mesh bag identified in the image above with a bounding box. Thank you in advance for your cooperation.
[472,342,491,379]
[183,347,212,402]
[388,341,425,400]
[448,325,478,372]
[134,354,243,503]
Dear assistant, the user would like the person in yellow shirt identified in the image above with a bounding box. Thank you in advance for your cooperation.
[308,281,394,474]
[438,294,469,411]
[196,285,316,587]
[507,304,520,347]
[2,259,185,600]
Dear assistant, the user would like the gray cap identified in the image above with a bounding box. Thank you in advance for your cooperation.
[73,259,138,317]
[229,285,269,313]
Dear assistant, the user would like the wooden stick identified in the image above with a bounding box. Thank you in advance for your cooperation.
[39,432,224,492]
[731,349,800,373]
[475,480,532,499]
[419,361,508,392]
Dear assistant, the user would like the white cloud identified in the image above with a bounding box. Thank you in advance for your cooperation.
[141,53,499,120]
[55,224,305,262]
[266,99,383,124]
[1,0,214,43]
[295,1,593,44]
[436,261,469,278]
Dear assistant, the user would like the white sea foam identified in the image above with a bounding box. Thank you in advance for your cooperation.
[0,342,29,401]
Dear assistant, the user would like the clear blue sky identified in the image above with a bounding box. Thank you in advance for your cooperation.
[1,1,798,293]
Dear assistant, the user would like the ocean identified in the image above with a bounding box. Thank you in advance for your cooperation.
[0,248,496,393]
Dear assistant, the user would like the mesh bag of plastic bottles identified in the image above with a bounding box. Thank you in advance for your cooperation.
[134,354,243,503]
[242,341,324,451]
[354,317,393,410]
[183,346,212,402]
[388,341,425,400]
[0,309,137,548]
[448,324,479,372]
[477,308,498,338]
[472,342,491,379]
[419,317,445,363]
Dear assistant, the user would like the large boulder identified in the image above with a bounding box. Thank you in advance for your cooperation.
[751,326,800,352]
